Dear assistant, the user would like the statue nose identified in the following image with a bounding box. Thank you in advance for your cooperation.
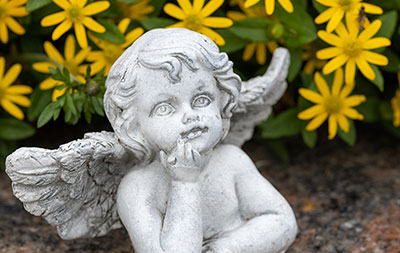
[182,113,200,124]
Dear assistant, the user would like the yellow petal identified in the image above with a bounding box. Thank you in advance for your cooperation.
[226,11,246,21]
[201,0,223,17]
[358,19,381,42]
[342,107,363,120]
[52,19,72,40]
[345,58,356,85]
[345,12,359,38]
[0,57,4,80]
[362,37,391,50]
[7,95,31,107]
[200,26,225,46]
[89,60,105,75]
[53,0,71,9]
[32,62,56,73]
[193,0,205,12]
[7,7,29,17]
[298,105,325,120]
[242,43,256,61]
[122,27,144,48]
[256,43,266,65]
[82,17,105,33]
[77,0,87,7]
[314,72,330,97]
[64,34,75,61]
[73,47,91,65]
[317,31,343,47]
[202,17,233,28]
[326,9,344,33]
[6,85,33,95]
[52,87,68,102]
[362,3,383,15]
[265,0,275,15]
[306,112,328,131]
[83,1,110,15]
[315,7,336,24]
[316,47,342,60]
[335,22,349,39]
[355,56,375,80]
[5,17,25,35]
[1,99,24,120]
[41,11,66,27]
[166,22,186,28]
[118,18,131,34]
[337,114,350,133]
[244,0,259,8]
[331,68,343,96]
[303,60,315,75]
[74,23,88,48]
[328,114,337,139]
[299,88,324,104]
[0,22,8,43]
[7,0,28,7]
[315,0,336,7]
[340,84,354,99]
[39,78,61,90]
[344,95,366,107]
[322,54,349,74]
[177,0,193,14]
[277,0,293,13]
[163,3,186,20]
[362,51,388,66]
[2,64,22,88]
[44,41,64,64]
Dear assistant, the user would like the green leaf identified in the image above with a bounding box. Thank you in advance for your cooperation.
[301,128,317,148]
[218,29,248,53]
[338,119,356,146]
[37,102,60,128]
[140,18,176,30]
[275,2,317,47]
[288,47,302,81]
[312,0,328,13]
[27,88,52,121]
[267,140,290,162]
[90,19,125,44]
[119,0,138,3]
[356,97,381,122]
[97,0,123,18]
[91,97,105,116]
[228,18,272,42]
[379,101,393,121]
[0,118,35,141]
[375,11,398,40]
[260,108,302,139]
[369,65,384,91]
[381,48,400,73]
[65,93,77,116]
[26,0,52,12]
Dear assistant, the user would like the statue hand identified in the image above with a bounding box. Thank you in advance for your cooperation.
[160,139,202,182]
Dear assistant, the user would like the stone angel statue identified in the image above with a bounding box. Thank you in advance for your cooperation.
[6,28,297,253]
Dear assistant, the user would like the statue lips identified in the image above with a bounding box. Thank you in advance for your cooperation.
[180,126,209,141]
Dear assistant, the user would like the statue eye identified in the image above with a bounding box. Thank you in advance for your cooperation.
[153,103,175,117]
[192,95,211,108]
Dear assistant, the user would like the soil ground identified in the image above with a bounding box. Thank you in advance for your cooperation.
[0,123,399,253]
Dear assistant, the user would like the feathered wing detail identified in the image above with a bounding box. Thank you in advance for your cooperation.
[6,131,136,239]
[224,48,290,147]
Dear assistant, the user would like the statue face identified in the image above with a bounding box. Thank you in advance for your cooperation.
[132,65,224,154]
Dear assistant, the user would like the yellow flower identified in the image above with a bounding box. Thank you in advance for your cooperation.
[118,0,155,21]
[302,43,326,75]
[41,0,110,48]
[244,0,293,16]
[0,57,32,120]
[163,0,233,46]
[391,73,400,127]
[314,0,382,33]
[227,2,278,65]
[33,34,90,101]
[87,18,144,75]
[0,0,29,43]
[298,68,366,139]
[316,16,391,85]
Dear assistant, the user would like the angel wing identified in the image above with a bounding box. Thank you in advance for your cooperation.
[5,131,136,239]
[223,47,290,147]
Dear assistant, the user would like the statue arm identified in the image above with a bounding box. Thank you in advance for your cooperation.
[117,172,202,253]
[203,146,297,253]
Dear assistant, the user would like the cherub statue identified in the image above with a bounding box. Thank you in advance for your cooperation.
[6,28,297,253]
